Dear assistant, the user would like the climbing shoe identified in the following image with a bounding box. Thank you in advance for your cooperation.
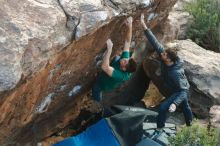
[150,129,163,140]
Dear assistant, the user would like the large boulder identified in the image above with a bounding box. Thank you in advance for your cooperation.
[167,39,220,126]
[0,0,72,93]
[0,0,177,145]
[161,0,194,42]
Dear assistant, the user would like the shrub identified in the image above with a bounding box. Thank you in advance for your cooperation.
[185,0,220,52]
[168,121,220,146]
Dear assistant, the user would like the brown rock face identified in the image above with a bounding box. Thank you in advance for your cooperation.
[0,0,177,145]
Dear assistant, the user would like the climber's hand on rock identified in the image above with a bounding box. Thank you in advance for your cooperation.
[140,13,148,30]
[106,39,113,51]
[169,103,176,113]
[130,41,136,52]
[125,16,133,28]
[141,13,145,24]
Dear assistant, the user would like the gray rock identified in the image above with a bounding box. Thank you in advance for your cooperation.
[110,0,153,10]
[59,0,154,39]
[210,106,220,127]
[0,0,72,92]
[35,92,55,114]
[167,40,220,126]
[162,0,193,42]
[59,0,103,16]
[68,85,81,97]
[59,0,104,31]
[75,10,116,39]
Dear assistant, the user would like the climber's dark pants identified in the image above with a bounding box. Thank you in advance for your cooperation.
[157,91,193,128]
[92,81,102,101]
[143,58,193,128]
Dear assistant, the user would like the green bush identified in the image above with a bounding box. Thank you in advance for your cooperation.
[168,121,220,146]
[185,0,220,52]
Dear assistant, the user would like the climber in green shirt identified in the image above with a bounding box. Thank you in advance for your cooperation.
[92,16,137,101]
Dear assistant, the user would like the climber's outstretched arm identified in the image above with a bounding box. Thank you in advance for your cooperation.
[101,39,114,77]
[123,16,133,53]
[140,13,165,54]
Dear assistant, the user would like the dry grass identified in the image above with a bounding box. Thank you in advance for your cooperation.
[143,82,165,107]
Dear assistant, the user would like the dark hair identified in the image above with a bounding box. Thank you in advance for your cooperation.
[126,58,137,73]
[165,48,178,62]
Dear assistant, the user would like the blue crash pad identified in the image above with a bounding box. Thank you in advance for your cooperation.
[53,119,120,146]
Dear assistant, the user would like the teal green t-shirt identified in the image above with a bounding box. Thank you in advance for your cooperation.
[98,51,132,91]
